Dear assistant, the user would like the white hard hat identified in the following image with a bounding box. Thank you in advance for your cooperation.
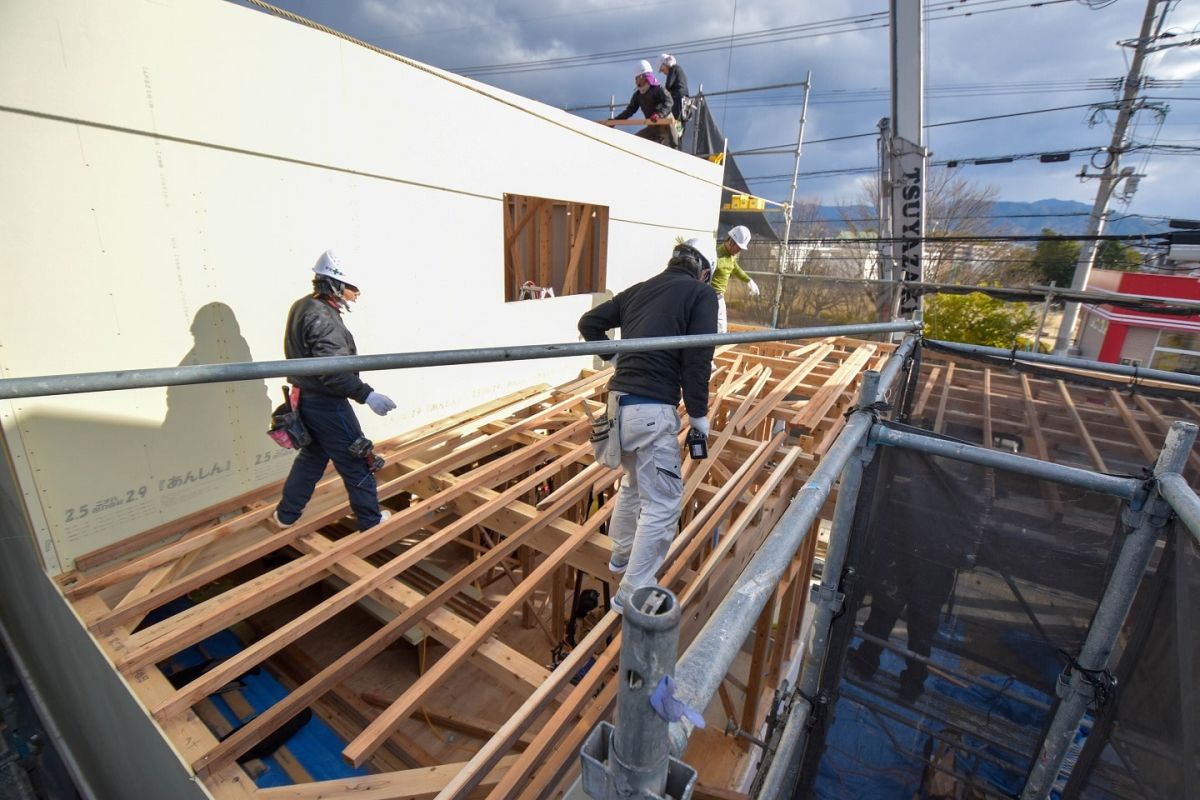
[636,59,653,75]
[659,54,677,68]
[728,225,752,249]
[682,237,718,276]
[313,249,357,287]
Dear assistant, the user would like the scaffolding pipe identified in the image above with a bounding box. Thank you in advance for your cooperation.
[1152,472,1200,546]
[756,371,881,799]
[1158,472,1200,549]
[871,425,1143,500]
[666,335,919,758]
[926,339,1200,391]
[0,321,920,400]
[1020,420,1197,799]
[753,697,812,800]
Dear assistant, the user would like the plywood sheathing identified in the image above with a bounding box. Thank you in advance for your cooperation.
[65,337,1200,798]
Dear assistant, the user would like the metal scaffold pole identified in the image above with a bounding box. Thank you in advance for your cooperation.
[665,335,919,759]
[1020,420,1197,798]
[578,586,696,800]
[770,70,811,330]
[0,321,919,400]
[755,370,881,799]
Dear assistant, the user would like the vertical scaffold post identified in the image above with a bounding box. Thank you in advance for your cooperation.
[579,585,697,800]
[1021,420,1197,798]
[755,370,880,799]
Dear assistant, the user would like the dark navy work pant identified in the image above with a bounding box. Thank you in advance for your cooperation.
[276,391,382,531]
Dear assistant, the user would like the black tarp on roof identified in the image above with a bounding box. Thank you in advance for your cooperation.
[682,94,779,242]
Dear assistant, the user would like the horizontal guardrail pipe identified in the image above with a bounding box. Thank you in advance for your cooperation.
[870,425,1145,500]
[1157,472,1200,549]
[926,339,1200,390]
[666,334,920,757]
[0,321,920,400]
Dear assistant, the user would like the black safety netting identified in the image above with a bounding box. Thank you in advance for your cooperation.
[1067,524,1200,799]
[794,421,1170,799]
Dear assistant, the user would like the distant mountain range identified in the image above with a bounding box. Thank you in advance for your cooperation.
[804,198,1164,237]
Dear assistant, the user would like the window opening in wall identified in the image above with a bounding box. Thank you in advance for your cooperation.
[503,194,609,302]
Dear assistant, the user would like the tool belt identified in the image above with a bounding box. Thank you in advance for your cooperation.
[588,391,623,469]
[267,385,312,449]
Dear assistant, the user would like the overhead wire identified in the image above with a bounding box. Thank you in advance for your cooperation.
[450,0,1078,77]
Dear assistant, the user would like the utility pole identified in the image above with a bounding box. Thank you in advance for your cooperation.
[887,0,928,326]
[771,71,812,329]
[1052,0,1171,355]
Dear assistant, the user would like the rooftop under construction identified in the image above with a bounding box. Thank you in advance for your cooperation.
[2,1,1198,799]
[43,330,1200,800]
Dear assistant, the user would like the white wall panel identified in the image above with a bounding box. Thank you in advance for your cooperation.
[0,0,723,569]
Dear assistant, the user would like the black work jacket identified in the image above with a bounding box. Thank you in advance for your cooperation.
[578,263,718,418]
[662,65,689,119]
[284,294,373,402]
[615,84,672,121]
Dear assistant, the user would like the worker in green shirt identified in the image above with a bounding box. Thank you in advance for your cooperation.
[711,225,760,332]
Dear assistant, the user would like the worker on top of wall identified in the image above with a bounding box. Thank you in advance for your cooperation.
[577,238,719,613]
[712,225,761,332]
[658,54,690,141]
[605,59,675,148]
[272,250,396,532]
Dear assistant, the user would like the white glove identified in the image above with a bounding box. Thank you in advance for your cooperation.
[747,279,761,297]
[366,391,396,416]
[688,415,710,437]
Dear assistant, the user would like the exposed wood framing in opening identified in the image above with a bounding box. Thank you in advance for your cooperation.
[503,194,609,301]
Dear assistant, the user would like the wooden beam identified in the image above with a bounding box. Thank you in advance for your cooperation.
[560,203,592,295]
[256,755,521,800]
[933,361,955,434]
[190,466,610,776]
[737,343,834,433]
[342,477,619,766]
[1057,380,1107,472]
[1109,390,1158,462]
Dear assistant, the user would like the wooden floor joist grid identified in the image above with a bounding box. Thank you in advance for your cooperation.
[908,352,1200,485]
[54,336,1200,799]
[57,336,889,799]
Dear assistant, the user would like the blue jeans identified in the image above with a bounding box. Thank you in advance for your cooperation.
[277,391,382,530]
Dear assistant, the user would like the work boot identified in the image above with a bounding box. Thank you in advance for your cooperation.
[270,509,295,530]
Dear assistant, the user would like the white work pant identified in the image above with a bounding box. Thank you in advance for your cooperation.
[716,294,728,333]
[609,403,683,604]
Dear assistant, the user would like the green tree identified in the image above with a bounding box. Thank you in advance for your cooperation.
[924,291,1037,347]
[1030,227,1081,286]
[1096,239,1143,272]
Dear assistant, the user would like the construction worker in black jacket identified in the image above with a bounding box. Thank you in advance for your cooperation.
[273,250,396,531]
[607,60,675,147]
[578,238,719,612]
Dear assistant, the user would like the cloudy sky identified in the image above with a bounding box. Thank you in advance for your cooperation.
[239,0,1199,223]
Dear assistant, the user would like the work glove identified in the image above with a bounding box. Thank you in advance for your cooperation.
[366,391,396,416]
[748,279,761,296]
[688,415,710,437]
[650,114,660,122]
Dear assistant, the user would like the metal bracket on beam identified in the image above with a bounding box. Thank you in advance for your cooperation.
[580,721,697,800]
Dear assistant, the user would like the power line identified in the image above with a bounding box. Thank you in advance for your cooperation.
[730,102,1112,156]
[451,0,1076,77]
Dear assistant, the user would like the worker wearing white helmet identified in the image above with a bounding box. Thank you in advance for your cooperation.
[577,237,719,614]
[657,54,690,136]
[273,249,396,532]
[607,59,675,148]
[711,225,761,332]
